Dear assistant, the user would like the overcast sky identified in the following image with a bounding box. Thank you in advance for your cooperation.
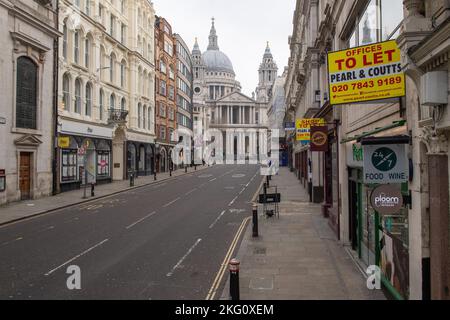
[152,0,296,96]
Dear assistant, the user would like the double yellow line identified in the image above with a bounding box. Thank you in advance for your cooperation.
[205,216,251,300]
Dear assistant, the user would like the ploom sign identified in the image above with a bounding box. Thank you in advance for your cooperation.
[327,40,405,105]
[370,184,404,215]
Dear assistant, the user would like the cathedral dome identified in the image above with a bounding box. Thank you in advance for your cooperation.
[202,50,234,74]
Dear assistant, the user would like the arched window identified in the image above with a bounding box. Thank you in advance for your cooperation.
[148,107,152,131]
[74,78,82,113]
[99,89,104,120]
[85,0,90,16]
[84,37,90,69]
[110,53,115,83]
[110,94,115,110]
[74,30,80,64]
[16,57,38,129]
[63,73,70,111]
[63,21,68,59]
[121,98,126,111]
[85,82,92,116]
[120,60,126,88]
[143,105,147,130]
[138,103,142,128]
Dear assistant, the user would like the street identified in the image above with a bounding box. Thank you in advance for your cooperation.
[0,165,262,300]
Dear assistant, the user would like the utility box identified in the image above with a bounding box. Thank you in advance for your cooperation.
[421,71,448,106]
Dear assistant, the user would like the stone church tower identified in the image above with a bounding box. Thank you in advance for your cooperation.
[256,43,278,103]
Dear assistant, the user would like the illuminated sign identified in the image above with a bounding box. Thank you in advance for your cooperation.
[327,40,405,105]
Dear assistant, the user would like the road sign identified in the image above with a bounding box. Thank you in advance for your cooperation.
[363,144,408,184]
[327,40,405,105]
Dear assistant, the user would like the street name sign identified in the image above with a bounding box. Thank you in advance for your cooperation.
[363,144,408,184]
[327,40,405,105]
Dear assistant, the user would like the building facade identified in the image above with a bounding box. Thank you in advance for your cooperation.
[155,16,177,173]
[57,0,156,193]
[174,34,193,165]
[192,19,269,162]
[0,0,60,205]
[285,0,450,300]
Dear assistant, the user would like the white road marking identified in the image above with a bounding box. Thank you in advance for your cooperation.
[126,211,156,229]
[1,237,23,247]
[209,178,217,182]
[185,188,197,196]
[228,196,239,207]
[166,238,202,277]
[209,210,226,229]
[239,188,246,195]
[163,197,181,208]
[45,239,109,276]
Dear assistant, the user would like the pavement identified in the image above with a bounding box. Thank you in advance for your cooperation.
[0,165,210,226]
[221,167,386,300]
[0,164,262,299]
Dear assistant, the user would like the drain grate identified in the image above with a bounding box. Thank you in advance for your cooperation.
[253,247,267,255]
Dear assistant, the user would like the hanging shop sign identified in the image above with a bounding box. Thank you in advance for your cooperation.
[284,122,296,131]
[310,126,328,152]
[363,144,408,184]
[327,40,405,105]
[58,136,70,149]
[370,184,404,215]
[296,118,325,141]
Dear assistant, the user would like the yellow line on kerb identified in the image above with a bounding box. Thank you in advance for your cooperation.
[205,216,251,300]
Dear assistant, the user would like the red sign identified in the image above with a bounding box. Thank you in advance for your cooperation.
[100,160,107,168]
[310,126,328,152]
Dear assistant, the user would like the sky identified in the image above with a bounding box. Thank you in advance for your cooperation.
[152,0,296,96]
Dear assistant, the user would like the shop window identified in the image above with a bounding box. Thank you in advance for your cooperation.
[97,151,110,177]
[61,138,78,182]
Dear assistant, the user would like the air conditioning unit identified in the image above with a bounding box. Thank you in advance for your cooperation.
[421,71,448,106]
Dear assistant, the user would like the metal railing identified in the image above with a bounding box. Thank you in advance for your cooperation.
[108,109,129,123]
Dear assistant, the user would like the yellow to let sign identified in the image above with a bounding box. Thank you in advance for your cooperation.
[327,40,405,105]
[296,118,325,141]
[58,137,70,148]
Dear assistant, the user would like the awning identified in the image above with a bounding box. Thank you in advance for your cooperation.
[340,120,407,144]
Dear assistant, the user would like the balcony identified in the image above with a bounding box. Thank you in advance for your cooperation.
[108,109,129,124]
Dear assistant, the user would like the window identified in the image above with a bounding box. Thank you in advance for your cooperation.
[169,66,175,79]
[110,15,116,37]
[148,107,152,130]
[16,57,38,129]
[160,80,166,96]
[63,73,70,111]
[74,31,80,64]
[358,0,378,45]
[159,102,166,117]
[160,126,166,140]
[143,106,147,129]
[85,0,90,16]
[85,38,90,69]
[85,83,92,116]
[121,24,126,44]
[381,0,403,40]
[169,86,175,100]
[110,94,115,110]
[74,78,82,114]
[121,97,126,111]
[160,60,167,74]
[110,54,115,83]
[168,107,174,120]
[97,151,110,176]
[99,89,104,120]
[62,149,77,182]
[138,103,142,128]
[63,22,68,59]
[121,61,126,87]
[164,41,173,56]
[120,0,125,14]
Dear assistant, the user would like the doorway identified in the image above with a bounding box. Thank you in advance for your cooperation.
[19,152,32,200]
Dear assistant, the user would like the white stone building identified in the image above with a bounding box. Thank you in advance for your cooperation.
[57,0,156,192]
[0,0,60,205]
[192,19,271,162]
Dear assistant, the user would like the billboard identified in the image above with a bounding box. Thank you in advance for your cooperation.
[328,40,405,105]
[296,118,325,141]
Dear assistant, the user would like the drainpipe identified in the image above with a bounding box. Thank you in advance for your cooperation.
[52,1,60,196]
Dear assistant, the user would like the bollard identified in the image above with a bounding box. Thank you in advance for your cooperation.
[154,172,157,181]
[266,175,270,187]
[252,204,258,237]
[195,165,197,171]
[185,166,188,173]
[170,169,172,177]
[91,183,95,197]
[229,259,240,300]
[130,173,134,187]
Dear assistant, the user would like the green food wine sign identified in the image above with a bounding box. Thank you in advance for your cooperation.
[363,144,408,184]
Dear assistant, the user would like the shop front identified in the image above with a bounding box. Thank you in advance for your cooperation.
[126,141,154,178]
[344,123,411,300]
[58,120,113,193]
